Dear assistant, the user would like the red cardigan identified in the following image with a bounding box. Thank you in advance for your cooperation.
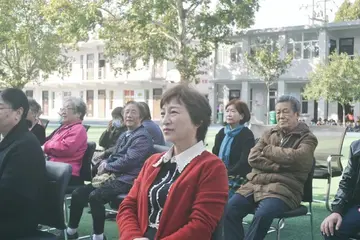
[117,151,228,240]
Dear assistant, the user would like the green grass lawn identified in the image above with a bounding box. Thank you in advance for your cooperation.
[45,126,359,240]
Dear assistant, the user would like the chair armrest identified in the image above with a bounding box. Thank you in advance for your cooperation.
[325,154,343,212]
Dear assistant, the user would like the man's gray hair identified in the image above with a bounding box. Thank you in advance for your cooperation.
[64,97,87,120]
[277,95,301,114]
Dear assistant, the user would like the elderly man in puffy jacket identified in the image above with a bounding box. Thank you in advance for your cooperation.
[321,139,360,239]
[224,95,318,240]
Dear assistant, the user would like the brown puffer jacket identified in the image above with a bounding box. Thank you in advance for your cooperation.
[237,122,318,209]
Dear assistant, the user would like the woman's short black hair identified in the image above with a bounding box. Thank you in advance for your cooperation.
[1,88,29,119]
[160,84,211,142]
[138,102,151,120]
[111,107,124,120]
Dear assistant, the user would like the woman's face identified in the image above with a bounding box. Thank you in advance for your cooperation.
[59,101,80,125]
[225,104,243,125]
[26,109,36,122]
[123,104,142,130]
[161,98,198,145]
[0,97,23,134]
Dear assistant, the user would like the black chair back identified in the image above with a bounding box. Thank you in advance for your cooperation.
[80,142,96,182]
[38,161,72,230]
[39,118,50,129]
[153,144,170,154]
[211,215,224,240]
[302,159,315,203]
[83,124,90,132]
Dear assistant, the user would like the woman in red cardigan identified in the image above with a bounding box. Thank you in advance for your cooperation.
[117,84,228,240]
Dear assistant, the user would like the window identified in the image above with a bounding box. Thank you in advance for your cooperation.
[230,46,242,63]
[51,92,55,109]
[80,55,84,80]
[269,89,277,111]
[109,90,114,109]
[339,38,354,56]
[301,88,308,114]
[249,88,253,112]
[98,53,106,79]
[42,91,49,116]
[86,90,94,117]
[287,32,319,59]
[229,90,240,100]
[250,35,278,55]
[124,90,134,103]
[86,54,94,80]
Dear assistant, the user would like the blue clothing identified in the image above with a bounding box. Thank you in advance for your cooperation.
[105,125,153,184]
[219,124,244,167]
[225,194,289,240]
[142,120,165,145]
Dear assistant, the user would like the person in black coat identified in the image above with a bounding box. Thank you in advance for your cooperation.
[212,99,255,198]
[0,88,46,239]
[27,98,46,145]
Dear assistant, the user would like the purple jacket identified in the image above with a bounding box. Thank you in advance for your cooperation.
[105,125,153,184]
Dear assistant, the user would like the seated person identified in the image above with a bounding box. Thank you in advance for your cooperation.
[320,139,360,239]
[117,85,228,240]
[0,88,46,239]
[139,101,166,145]
[213,99,255,198]
[43,97,87,185]
[27,98,46,145]
[93,107,127,165]
[60,101,153,240]
[224,95,318,240]
[99,107,126,150]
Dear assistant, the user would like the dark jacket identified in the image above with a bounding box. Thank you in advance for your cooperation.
[99,126,127,150]
[332,139,360,215]
[212,127,255,176]
[237,122,318,209]
[104,125,153,185]
[31,123,46,145]
[0,119,46,238]
[142,120,165,145]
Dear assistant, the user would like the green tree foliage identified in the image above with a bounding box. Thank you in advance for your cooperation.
[246,44,293,122]
[303,53,360,123]
[334,0,360,22]
[0,0,74,88]
[42,0,260,83]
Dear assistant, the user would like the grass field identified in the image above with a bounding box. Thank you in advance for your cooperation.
[45,126,358,240]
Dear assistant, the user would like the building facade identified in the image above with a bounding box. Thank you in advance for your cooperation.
[208,20,360,123]
[23,20,360,123]
[24,40,211,121]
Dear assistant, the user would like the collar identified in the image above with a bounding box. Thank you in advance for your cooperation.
[61,120,82,129]
[152,141,206,173]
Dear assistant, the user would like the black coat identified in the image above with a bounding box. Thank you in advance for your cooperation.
[332,139,360,215]
[0,119,46,238]
[212,127,255,177]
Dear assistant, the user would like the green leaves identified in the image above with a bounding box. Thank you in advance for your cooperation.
[245,44,293,87]
[334,0,360,22]
[0,0,71,88]
[303,53,360,106]
[42,0,259,83]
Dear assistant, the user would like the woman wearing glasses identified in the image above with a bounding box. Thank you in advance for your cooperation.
[43,97,88,185]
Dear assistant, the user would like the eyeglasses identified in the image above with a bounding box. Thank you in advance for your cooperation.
[59,107,74,112]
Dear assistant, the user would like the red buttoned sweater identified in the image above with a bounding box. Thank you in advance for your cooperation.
[117,151,228,240]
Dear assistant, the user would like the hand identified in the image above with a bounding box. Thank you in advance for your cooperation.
[97,161,107,174]
[320,212,342,237]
